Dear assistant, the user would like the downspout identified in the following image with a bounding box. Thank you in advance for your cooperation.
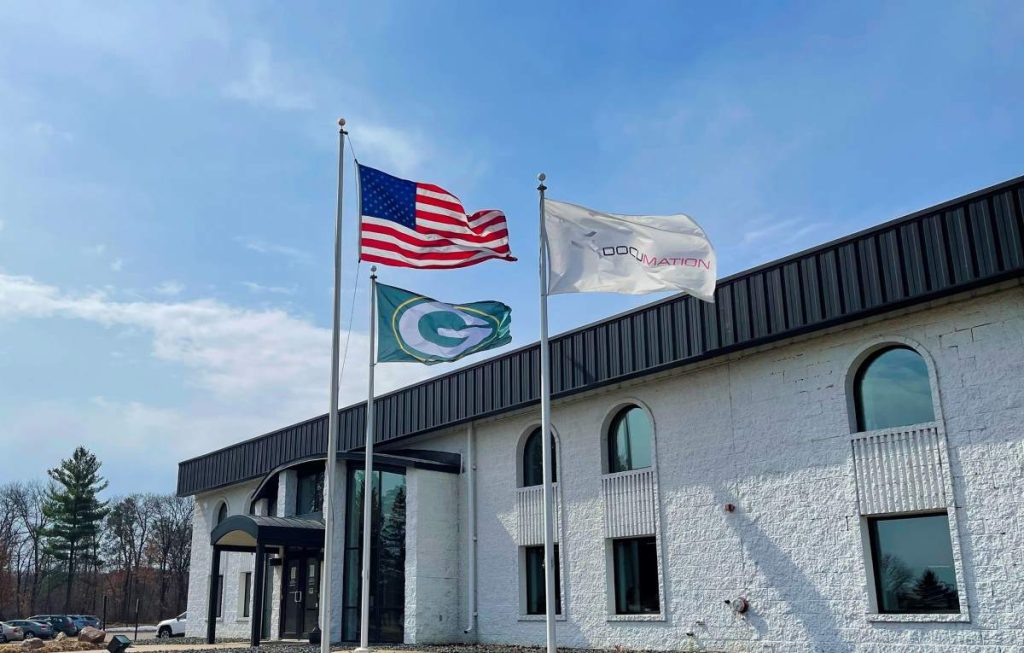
[464,422,478,634]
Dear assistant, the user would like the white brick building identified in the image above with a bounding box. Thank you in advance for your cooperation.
[178,176,1024,652]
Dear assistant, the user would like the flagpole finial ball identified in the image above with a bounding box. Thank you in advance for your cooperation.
[338,117,346,127]
[537,173,546,182]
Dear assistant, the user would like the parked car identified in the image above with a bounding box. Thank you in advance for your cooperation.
[0,622,25,643]
[156,612,186,638]
[29,615,78,636]
[6,620,52,639]
[69,614,101,629]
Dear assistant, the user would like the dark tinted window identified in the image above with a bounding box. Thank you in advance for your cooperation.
[296,468,325,515]
[524,545,561,615]
[612,537,660,614]
[522,428,557,487]
[216,503,227,525]
[242,572,252,618]
[607,406,653,473]
[216,574,224,618]
[855,347,934,431]
[869,513,960,614]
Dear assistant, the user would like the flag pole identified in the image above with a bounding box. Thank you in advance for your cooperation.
[355,265,378,653]
[321,117,347,653]
[537,173,557,653]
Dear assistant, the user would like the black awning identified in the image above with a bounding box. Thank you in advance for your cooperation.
[210,514,324,549]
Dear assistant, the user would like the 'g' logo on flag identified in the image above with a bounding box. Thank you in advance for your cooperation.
[376,283,512,365]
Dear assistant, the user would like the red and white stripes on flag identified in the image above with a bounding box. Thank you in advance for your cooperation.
[358,163,515,269]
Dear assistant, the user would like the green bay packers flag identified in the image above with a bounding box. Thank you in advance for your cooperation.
[376,283,512,364]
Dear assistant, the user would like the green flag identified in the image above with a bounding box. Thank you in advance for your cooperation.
[376,283,512,364]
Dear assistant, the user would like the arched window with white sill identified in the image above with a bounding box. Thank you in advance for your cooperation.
[600,402,665,618]
[606,406,653,473]
[853,345,935,432]
[847,340,967,618]
[513,425,566,618]
[521,427,558,487]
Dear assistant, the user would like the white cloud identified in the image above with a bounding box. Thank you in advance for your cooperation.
[740,217,823,247]
[0,272,432,423]
[242,281,297,295]
[110,258,124,272]
[85,243,106,256]
[236,236,313,264]
[223,40,314,111]
[154,280,185,296]
[27,121,74,143]
[355,123,427,178]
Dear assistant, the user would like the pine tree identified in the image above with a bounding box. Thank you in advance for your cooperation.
[912,569,960,611]
[42,447,109,612]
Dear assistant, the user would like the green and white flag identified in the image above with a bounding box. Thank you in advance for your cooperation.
[376,283,512,364]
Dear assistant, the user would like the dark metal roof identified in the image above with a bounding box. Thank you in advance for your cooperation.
[178,174,1024,497]
[210,514,325,548]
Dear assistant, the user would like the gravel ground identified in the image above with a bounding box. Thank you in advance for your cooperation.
[150,642,705,653]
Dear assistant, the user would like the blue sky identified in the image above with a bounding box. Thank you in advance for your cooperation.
[0,1,1021,496]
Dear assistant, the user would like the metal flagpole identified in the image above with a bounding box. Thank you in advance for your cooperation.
[537,173,557,653]
[321,117,347,653]
[355,266,378,653]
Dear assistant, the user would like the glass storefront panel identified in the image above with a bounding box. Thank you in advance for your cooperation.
[341,465,406,643]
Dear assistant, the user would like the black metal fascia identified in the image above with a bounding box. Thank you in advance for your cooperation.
[177,174,1024,497]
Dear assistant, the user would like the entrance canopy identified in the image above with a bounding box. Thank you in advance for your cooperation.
[210,514,325,550]
[208,515,325,647]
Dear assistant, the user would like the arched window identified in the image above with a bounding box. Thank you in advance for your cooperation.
[854,346,935,431]
[607,406,653,473]
[522,427,557,487]
[216,502,228,526]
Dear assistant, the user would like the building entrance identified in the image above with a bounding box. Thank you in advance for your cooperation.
[281,550,322,639]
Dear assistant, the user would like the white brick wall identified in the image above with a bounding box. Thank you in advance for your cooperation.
[185,481,260,639]
[404,468,461,644]
[185,283,1024,651]
[455,283,1024,652]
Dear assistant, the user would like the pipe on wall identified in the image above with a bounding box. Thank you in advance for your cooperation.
[464,422,478,634]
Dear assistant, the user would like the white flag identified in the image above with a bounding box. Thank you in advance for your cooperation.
[543,199,717,302]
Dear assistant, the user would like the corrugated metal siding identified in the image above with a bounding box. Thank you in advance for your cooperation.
[177,176,1024,497]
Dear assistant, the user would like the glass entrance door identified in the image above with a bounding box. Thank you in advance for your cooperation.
[282,558,303,638]
[341,466,406,643]
[281,551,321,639]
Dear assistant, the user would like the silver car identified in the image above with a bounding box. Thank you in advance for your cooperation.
[0,622,25,642]
[6,620,52,639]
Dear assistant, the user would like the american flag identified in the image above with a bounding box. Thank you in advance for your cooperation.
[358,163,515,269]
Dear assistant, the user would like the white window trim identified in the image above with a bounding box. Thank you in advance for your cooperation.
[237,570,253,622]
[859,508,970,623]
[604,536,667,622]
[517,544,567,621]
[845,337,970,622]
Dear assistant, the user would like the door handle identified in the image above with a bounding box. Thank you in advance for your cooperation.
[294,591,302,603]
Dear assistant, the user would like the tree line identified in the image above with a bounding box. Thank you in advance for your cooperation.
[0,447,193,624]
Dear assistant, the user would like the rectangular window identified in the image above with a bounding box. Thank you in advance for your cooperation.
[612,537,660,614]
[216,574,224,618]
[868,512,960,614]
[296,468,325,515]
[524,545,561,615]
[242,572,252,618]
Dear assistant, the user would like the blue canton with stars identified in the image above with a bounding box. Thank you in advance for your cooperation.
[359,163,417,229]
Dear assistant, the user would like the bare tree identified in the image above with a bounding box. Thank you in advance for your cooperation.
[104,495,158,621]
[12,481,51,614]
[148,495,194,615]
